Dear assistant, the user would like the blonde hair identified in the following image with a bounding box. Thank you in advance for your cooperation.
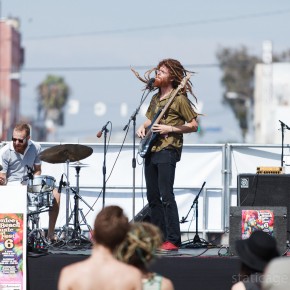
[116,222,162,271]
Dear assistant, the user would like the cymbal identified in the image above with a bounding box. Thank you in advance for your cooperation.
[39,144,93,164]
[70,162,89,168]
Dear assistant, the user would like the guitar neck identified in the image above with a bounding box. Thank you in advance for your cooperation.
[153,73,192,125]
[153,89,178,125]
[145,72,192,136]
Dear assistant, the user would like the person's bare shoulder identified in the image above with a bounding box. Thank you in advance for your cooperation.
[58,261,88,290]
[58,265,74,290]
[161,276,175,290]
[117,263,142,290]
[231,281,246,290]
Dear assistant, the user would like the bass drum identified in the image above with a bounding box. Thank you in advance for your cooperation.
[27,191,54,211]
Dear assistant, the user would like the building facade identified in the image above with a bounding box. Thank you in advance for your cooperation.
[254,62,290,145]
[0,18,24,140]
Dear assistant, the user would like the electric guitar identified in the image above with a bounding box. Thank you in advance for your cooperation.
[138,73,192,158]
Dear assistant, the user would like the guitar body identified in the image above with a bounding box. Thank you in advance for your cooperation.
[138,131,159,158]
[138,110,161,158]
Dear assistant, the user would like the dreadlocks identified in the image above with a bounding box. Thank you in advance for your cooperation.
[131,58,197,103]
[116,222,162,273]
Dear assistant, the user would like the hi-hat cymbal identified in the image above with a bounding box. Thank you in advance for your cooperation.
[70,162,89,168]
[39,144,93,164]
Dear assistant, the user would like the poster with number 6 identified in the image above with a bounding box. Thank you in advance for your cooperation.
[0,187,27,290]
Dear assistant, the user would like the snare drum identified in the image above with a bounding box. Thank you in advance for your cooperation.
[27,175,56,193]
[26,175,55,212]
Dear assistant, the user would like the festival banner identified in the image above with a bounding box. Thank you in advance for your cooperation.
[0,213,25,290]
[241,209,274,239]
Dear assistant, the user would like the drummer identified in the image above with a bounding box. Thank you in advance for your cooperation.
[0,123,60,242]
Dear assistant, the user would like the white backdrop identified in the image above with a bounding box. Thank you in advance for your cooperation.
[1,142,289,238]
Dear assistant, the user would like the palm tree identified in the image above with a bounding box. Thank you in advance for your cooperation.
[37,75,70,126]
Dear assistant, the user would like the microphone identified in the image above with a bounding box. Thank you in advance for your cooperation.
[279,120,290,130]
[26,165,34,172]
[58,174,64,193]
[97,121,110,138]
[41,179,46,192]
[146,78,161,90]
[26,165,34,180]
[146,78,156,90]
[180,217,188,224]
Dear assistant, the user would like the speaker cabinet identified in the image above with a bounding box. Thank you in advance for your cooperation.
[229,206,287,256]
[237,174,290,231]
[132,204,151,222]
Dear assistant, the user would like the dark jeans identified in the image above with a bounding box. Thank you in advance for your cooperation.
[145,149,181,246]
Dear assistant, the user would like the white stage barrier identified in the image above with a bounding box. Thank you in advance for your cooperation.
[1,142,289,238]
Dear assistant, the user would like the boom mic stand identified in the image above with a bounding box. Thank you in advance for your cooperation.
[123,80,155,221]
[180,181,209,248]
[279,120,290,167]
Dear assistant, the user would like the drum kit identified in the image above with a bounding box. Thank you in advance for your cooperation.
[27,144,94,251]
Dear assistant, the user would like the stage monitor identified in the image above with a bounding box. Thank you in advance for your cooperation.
[132,204,151,223]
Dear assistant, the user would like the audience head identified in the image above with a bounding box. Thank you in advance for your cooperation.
[235,230,280,273]
[263,257,290,290]
[116,222,162,272]
[93,205,129,251]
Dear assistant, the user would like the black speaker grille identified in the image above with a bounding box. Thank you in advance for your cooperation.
[237,174,290,231]
[229,206,287,256]
[132,204,151,222]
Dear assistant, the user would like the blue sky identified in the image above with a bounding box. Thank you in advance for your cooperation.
[3,0,290,143]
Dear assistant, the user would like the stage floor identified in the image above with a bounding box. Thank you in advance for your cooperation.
[27,244,241,290]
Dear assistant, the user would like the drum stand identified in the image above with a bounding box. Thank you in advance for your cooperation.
[27,211,48,251]
[27,192,51,252]
[62,160,71,239]
[60,165,93,247]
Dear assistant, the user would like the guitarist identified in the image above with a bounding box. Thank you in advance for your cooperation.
[136,59,199,251]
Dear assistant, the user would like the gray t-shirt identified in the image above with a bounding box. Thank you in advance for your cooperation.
[0,140,41,184]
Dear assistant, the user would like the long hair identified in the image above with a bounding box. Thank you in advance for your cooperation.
[116,222,162,273]
[149,58,196,102]
[131,58,197,104]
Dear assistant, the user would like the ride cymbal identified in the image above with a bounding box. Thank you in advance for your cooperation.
[39,144,93,164]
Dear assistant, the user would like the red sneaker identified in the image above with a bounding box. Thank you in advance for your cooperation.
[160,241,179,251]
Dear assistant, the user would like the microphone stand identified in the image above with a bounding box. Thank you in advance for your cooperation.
[123,83,154,221]
[180,181,209,248]
[102,126,109,208]
[279,120,290,167]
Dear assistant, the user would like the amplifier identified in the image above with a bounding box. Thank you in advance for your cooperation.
[237,174,290,233]
[229,206,287,256]
[256,166,284,174]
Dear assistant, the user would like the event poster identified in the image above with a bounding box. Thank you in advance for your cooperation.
[0,213,24,290]
[241,209,274,239]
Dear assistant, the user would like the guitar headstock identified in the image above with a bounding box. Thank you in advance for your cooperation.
[177,72,192,90]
